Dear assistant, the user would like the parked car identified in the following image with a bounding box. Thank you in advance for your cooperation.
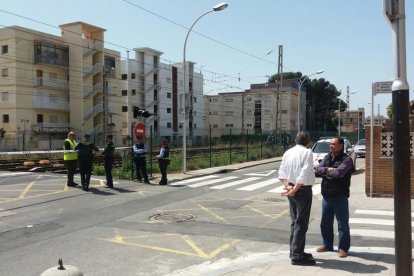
[311,138,356,171]
[354,139,366,158]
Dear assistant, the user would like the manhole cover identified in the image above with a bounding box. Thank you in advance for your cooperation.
[263,198,285,203]
[149,212,196,223]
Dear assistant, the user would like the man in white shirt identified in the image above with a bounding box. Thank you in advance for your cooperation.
[278,131,316,266]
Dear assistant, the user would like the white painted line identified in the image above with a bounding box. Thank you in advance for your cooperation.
[355,209,414,217]
[188,176,238,188]
[0,172,33,177]
[170,175,219,186]
[210,177,261,190]
[266,184,285,194]
[350,218,395,226]
[245,170,276,177]
[351,229,400,239]
[237,178,278,191]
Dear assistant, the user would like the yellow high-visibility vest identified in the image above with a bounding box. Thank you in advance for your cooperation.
[63,139,77,161]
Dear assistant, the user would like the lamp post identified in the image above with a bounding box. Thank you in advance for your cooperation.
[297,70,324,133]
[182,2,228,173]
[21,119,29,151]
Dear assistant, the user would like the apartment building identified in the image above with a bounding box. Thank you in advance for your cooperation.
[0,22,121,150]
[204,80,299,138]
[120,50,204,146]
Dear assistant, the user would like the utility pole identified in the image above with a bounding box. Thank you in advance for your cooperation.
[275,45,283,134]
[384,0,412,275]
[103,67,109,141]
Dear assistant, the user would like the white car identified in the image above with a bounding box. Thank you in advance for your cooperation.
[354,139,366,158]
[311,138,356,171]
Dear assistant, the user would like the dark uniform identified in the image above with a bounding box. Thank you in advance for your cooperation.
[63,132,78,187]
[133,140,149,183]
[74,134,98,191]
[102,135,115,188]
[157,139,170,185]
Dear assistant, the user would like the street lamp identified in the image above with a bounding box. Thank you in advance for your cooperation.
[182,2,228,173]
[297,70,324,133]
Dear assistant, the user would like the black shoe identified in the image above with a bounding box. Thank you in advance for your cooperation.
[105,185,113,188]
[159,182,167,185]
[67,183,78,187]
[137,179,143,183]
[291,258,316,266]
[144,180,151,184]
[290,252,314,260]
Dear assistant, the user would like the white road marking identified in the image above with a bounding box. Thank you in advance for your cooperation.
[244,170,276,177]
[355,209,414,217]
[351,229,401,239]
[210,177,261,189]
[237,179,278,191]
[188,176,238,188]
[170,175,219,186]
[350,218,396,226]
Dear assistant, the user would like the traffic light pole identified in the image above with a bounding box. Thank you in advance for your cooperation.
[384,1,412,275]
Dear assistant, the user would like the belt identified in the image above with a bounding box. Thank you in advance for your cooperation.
[288,183,312,189]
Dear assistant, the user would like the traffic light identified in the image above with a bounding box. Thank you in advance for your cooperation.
[133,106,154,118]
[133,106,140,118]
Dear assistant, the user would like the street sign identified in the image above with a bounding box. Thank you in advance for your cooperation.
[134,123,145,137]
[373,81,392,94]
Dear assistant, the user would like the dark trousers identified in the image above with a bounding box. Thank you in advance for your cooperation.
[288,187,313,260]
[79,161,93,187]
[158,159,169,184]
[65,160,78,185]
[134,157,148,181]
[105,162,113,187]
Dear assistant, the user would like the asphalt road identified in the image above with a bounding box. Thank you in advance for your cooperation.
[0,158,404,275]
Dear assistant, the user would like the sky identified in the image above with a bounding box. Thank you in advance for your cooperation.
[1,0,413,117]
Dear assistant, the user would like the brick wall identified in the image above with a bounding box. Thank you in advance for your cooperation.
[365,126,414,197]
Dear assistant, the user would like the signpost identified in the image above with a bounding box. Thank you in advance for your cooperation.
[373,81,392,95]
[134,123,145,138]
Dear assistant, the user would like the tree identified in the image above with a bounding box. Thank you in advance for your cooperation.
[386,101,414,120]
[268,72,342,131]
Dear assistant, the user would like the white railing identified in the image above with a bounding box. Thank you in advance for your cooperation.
[83,83,103,98]
[84,63,102,78]
[34,77,69,90]
[83,101,103,121]
[33,97,69,110]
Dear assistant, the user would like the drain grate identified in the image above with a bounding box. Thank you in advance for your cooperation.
[149,212,196,223]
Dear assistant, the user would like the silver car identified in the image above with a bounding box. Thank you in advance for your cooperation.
[311,138,356,171]
[354,139,366,158]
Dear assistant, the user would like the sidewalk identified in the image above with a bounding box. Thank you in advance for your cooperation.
[164,158,408,276]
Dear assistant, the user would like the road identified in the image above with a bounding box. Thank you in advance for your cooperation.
[0,158,406,275]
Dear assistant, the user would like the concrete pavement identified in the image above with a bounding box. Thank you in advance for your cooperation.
[161,158,410,276]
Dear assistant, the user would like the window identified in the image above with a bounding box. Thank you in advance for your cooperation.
[225,111,234,116]
[224,97,234,102]
[264,110,271,115]
[194,97,197,103]
[194,124,197,129]
[167,122,171,128]
[246,110,252,116]
[1,68,8,77]
[132,89,136,95]
[212,124,219,128]
[212,98,218,103]
[49,115,58,123]
[49,94,58,103]
[121,74,127,80]
[1,45,8,54]
[2,114,9,123]
[167,92,171,99]
[211,111,218,115]
[1,92,8,101]
[37,114,43,123]
[166,77,171,84]
[131,73,136,79]
[49,72,57,82]
[225,124,234,127]
[122,90,127,96]
[122,106,128,112]
[194,111,197,116]
[167,108,171,113]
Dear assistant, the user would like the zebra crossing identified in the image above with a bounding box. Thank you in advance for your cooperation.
[350,209,414,239]
[170,174,321,195]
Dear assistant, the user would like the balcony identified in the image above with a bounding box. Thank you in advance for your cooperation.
[34,54,69,68]
[84,63,102,78]
[33,97,69,111]
[83,101,103,121]
[34,77,69,90]
[32,123,70,133]
[84,83,103,99]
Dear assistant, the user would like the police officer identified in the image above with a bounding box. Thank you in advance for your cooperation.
[102,134,115,188]
[157,138,170,185]
[74,134,99,191]
[133,137,150,184]
[63,131,78,187]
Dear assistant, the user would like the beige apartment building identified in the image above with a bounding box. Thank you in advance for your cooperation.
[0,22,121,150]
[204,80,299,138]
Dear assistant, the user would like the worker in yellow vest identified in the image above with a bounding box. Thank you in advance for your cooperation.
[63,131,78,187]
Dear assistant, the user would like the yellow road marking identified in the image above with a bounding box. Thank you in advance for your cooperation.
[259,209,289,228]
[208,239,240,258]
[181,235,209,258]
[18,175,42,199]
[245,205,280,219]
[192,200,227,223]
